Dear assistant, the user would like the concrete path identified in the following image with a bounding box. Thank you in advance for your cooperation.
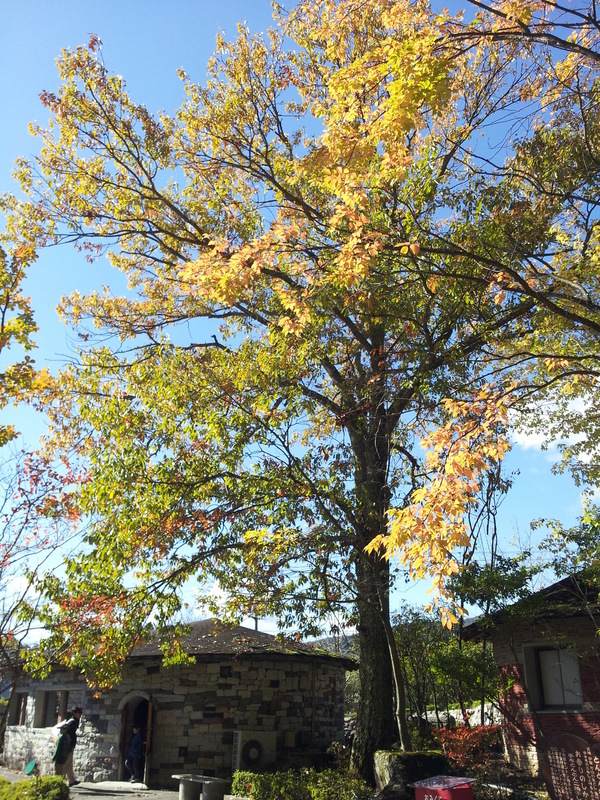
[69,780,179,799]
[0,767,179,799]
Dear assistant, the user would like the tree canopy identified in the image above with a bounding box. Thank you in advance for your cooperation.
[0,244,42,446]
[4,0,600,779]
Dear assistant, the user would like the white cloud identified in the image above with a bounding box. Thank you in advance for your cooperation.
[510,428,552,451]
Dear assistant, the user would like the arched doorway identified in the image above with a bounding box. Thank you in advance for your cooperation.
[119,694,153,783]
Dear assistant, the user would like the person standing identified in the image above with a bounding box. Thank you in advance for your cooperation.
[63,707,83,787]
[52,721,71,778]
[125,724,144,783]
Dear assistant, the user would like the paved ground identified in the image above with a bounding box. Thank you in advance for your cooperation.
[70,780,179,800]
[0,766,180,799]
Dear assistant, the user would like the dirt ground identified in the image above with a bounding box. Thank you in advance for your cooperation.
[473,757,551,799]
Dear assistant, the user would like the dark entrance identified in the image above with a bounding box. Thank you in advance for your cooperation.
[120,696,152,783]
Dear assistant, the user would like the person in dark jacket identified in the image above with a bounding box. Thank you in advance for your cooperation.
[52,721,71,778]
[63,707,83,786]
[125,725,144,783]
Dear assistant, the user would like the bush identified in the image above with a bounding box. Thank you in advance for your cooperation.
[0,776,69,800]
[306,769,371,800]
[404,719,436,752]
[275,751,335,773]
[433,725,502,772]
[231,768,371,800]
[232,770,310,800]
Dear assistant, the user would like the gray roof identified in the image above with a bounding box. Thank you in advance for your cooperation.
[462,574,600,640]
[131,618,357,669]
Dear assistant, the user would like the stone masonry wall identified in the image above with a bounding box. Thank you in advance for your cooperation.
[2,672,118,783]
[3,654,347,789]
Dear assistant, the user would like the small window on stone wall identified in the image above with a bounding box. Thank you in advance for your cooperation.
[7,693,28,726]
[33,688,85,728]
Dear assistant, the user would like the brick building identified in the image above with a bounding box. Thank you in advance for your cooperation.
[467,576,600,774]
[3,619,355,788]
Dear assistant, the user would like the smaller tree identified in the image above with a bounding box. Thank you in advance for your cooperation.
[393,605,446,727]
[393,605,497,733]
[450,550,543,741]
[0,451,82,740]
[542,507,600,585]
[430,634,497,725]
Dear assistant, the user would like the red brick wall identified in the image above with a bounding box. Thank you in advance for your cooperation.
[490,617,600,774]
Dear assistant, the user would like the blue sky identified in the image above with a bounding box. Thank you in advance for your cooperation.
[0,1,586,617]
[1,0,277,427]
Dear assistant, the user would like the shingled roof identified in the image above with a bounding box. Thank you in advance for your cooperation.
[462,573,600,640]
[130,618,358,669]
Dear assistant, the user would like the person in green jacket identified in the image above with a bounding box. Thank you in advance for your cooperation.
[52,722,71,778]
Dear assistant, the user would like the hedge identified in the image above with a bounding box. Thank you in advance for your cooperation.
[0,776,69,800]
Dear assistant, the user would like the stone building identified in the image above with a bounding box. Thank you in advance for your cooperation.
[3,619,355,788]
[465,575,600,775]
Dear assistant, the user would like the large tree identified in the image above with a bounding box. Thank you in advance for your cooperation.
[5,0,600,779]
[453,0,600,457]
[0,243,40,446]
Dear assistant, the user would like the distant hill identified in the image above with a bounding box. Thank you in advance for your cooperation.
[313,633,357,658]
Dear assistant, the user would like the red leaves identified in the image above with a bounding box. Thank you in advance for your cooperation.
[88,33,102,52]
[60,592,121,627]
[433,725,502,771]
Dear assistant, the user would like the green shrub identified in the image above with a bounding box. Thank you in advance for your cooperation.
[274,751,334,773]
[231,768,371,800]
[397,750,451,783]
[0,776,69,800]
[404,719,436,752]
[232,770,310,800]
[306,769,371,800]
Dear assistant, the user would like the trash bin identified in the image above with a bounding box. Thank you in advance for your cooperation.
[409,775,475,800]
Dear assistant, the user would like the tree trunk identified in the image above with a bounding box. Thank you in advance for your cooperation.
[351,554,396,784]
[480,637,488,725]
[433,683,442,727]
[376,582,412,750]
[457,687,471,728]
[456,625,471,728]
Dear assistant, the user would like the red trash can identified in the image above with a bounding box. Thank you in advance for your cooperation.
[409,775,475,800]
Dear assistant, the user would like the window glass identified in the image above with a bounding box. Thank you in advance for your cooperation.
[539,650,582,706]
[524,645,582,709]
